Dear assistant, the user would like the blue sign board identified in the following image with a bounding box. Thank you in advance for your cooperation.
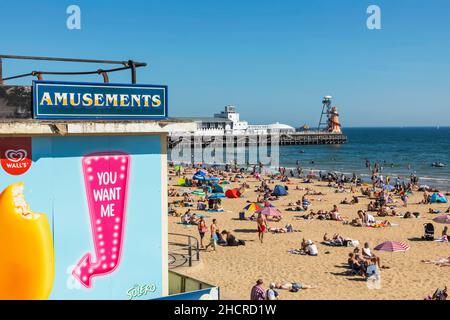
[33,80,168,120]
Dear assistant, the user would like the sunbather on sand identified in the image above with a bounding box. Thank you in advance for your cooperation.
[287,206,304,212]
[305,189,324,196]
[349,217,363,227]
[371,220,393,228]
[269,224,295,233]
[421,257,450,266]
[323,233,355,246]
[425,286,448,300]
[273,282,317,291]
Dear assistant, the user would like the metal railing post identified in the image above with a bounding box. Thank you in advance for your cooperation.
[196,238,200,261]
[129,60,136,84]
[97,69,109,83]
[188,236,192,267]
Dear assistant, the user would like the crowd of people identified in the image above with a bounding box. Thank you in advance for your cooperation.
[168,160,448,300]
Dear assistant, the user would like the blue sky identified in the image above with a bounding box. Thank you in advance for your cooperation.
[1,0,450,127]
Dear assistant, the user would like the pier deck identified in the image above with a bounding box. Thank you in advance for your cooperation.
[168,132,347,148]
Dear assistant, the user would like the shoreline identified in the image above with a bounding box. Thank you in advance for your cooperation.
[168,160,450,191]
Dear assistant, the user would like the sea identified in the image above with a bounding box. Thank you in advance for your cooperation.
[169,127,450,190]
[279,127,450,190]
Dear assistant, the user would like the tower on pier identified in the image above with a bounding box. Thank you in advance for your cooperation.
[318,96,342,133]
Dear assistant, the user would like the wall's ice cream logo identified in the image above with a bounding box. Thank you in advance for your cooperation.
[5,149,28,162]
[0,182,55,299]
[0,138,32,175]
[72,152,131,288]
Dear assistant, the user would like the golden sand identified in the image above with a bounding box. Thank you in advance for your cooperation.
[168,173,450,300]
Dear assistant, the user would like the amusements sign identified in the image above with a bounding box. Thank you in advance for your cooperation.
[33,80,168,120]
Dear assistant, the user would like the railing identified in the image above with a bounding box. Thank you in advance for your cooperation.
[168,233,200,268]
[0,54,147,84]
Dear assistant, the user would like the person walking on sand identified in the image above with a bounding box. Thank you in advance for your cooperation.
[205,219,219,252]
[401,193,409,207]
[250,279,266,300]
[197,217,208,249]
[257,212,267,244]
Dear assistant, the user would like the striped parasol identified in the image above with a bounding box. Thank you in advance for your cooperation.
[255,207,282,217]
[433,214,450,224]
[374,241,410,252]
[244,203,263,212]
[244,202,274,212]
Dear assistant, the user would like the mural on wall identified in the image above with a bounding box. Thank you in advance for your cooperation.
[0,135,164,300]
[73,152,130,288]
[0,182,54,300]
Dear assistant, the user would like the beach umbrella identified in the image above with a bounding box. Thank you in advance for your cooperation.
[193,174,206,180]
[191,190,206,196]
[431,193,448,204]
[208,193,225,199]
[209,176,220,181]
[261,201,274,207]
[255,207,282,217]
[374,241,410,253]
[244,203,264,212]
[382,184,394,191]
[174,165,183,172]
[225,189,241,199]
[433,214,450,224]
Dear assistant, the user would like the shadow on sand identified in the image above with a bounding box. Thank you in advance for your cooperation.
[233,228,257,233]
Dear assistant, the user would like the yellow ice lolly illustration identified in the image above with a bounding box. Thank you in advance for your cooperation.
[0,182,54,299]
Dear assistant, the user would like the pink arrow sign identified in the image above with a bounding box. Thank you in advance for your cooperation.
[72,152,131,288]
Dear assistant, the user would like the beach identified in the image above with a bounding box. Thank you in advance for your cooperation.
[168,170,450,300]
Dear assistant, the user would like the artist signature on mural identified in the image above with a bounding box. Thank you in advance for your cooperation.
[126,283,157,300]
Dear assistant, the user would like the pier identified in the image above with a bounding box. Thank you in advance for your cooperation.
[168,131,347,148]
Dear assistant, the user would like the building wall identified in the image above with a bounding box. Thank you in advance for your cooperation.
[0,134,167,300]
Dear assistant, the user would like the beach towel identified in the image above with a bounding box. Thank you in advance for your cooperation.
[286,208,305,212]
[434,236,448,242]
[322,240,344,247]
[288,249,306,255]
[369,222,398,228]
